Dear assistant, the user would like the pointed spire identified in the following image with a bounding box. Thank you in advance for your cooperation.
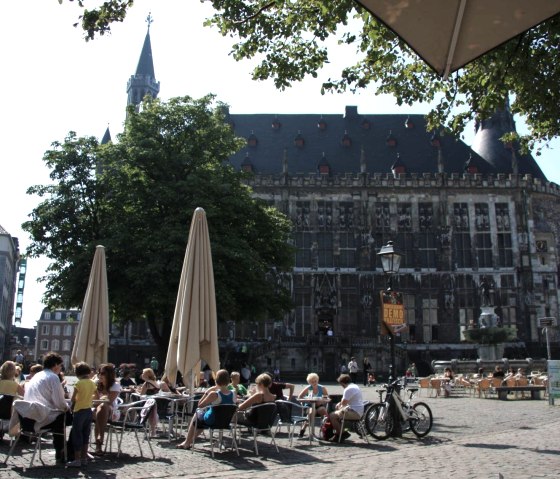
[101,126,112,145]
[127,14,160,108]
[136,24,156,77]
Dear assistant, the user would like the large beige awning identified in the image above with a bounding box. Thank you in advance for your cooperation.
[356,0,560,77]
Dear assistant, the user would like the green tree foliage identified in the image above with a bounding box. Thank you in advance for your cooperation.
[23,95,294,353]
[65,1,560,150]
[23,133,109,306]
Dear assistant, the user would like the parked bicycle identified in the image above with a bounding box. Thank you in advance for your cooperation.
[365,377,433,439]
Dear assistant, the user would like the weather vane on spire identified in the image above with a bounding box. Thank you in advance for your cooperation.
[146,12,153,30]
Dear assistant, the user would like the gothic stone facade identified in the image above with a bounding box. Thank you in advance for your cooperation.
[219,109,560,379]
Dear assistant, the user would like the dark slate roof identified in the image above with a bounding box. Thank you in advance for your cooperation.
[135,30,156,78]
[101,127,112,145]
[228,106,495,176]
[472,110,546,180]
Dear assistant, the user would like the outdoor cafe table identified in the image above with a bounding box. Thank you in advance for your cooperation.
[296,396,331,444]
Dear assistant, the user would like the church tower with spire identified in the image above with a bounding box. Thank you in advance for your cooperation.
[127,13,160,109]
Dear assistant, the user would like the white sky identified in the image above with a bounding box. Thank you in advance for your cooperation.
[1,1,558,329]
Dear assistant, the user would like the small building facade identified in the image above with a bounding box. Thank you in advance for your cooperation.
[0,224,20,361]
[34,308,81,370]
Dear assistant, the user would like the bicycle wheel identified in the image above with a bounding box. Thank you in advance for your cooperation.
[365,403,392,440]
[409,402,433,438]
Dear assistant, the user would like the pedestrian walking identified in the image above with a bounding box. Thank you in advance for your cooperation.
[348,357,358,384]
[362,357,372,386]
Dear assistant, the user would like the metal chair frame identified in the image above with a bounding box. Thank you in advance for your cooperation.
[337,404,370,444]
[239,402,279,455]
[106,399,155,458]
[3,407,67,468]
[192,404,239,457]
[274,399,308,447]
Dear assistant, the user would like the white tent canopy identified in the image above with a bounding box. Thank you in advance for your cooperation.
[357,0,560,77]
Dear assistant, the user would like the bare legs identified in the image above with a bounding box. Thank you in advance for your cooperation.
[94,403,110,453]
[177,415,201,449]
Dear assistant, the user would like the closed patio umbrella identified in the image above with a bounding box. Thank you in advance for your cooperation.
[164,207,220,388]
[71,245,109,369]
[356,0,560,77]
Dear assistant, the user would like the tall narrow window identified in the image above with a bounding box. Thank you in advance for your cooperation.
[497,234,513,267]
[317,233,333,268]
[476,233,493,267]
[339,232,356,268]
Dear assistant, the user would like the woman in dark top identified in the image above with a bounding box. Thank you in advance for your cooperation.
[236,373,276,426]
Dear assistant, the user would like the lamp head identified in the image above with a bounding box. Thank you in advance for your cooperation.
[377,240,402,274]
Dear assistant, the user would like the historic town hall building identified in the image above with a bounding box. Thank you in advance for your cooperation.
[121,27,560,378]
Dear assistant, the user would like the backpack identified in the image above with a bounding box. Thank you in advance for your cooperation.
[321,418,335,441]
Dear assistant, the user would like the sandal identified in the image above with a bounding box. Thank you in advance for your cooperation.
[176,443,192,450]
[94,440,104,455]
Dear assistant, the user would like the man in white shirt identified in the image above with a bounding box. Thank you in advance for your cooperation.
[347,357,359,383]
[24,352,69,464]
[329,374,364,442]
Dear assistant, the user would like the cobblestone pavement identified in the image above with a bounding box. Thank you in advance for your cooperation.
[1,384,559,479]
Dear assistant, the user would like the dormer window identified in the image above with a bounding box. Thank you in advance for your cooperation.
[317,118,327,131]
[391,153,406,176]
[294,131,305,148]
[405,116,414,129]
[318,152,330,175]
[464,155,478,174]
[341,130,351,147]
[241,153,253,173]
[386,130,397,147]
[247,131,258,147]
[271,117,281,130]
[361,119,371,130]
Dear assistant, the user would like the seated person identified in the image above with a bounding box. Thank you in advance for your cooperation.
[442,367,454,397]
[228,371,247,398]
[0,360,25,397]
[329,374,364,442]
[367,372,376,387]
[136,368,170,395]
[265,372,295,400]
[176,369,235,449]
[297,373,329,437]
[236,373,276,427]
[24,352,69,464]
[93,363,122,454]
[119,369,136,387]
[160,374,178,393]
[472,368,485,380]
[26,364,43,381]
[492,365,505,378]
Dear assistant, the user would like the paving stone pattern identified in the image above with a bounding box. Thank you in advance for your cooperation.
[1,384,559,479]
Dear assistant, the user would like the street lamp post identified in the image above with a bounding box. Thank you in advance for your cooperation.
[377,240,402,380]
[377,240,403,438]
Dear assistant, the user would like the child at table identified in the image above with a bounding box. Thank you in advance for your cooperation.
[67,362,97,467]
